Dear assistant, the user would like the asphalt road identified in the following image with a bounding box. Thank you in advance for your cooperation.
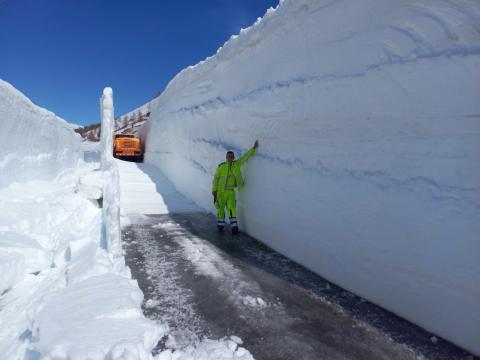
[121,212,474,360]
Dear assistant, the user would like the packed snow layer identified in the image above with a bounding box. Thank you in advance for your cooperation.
[143,0,480,355]
[0,79,81,188]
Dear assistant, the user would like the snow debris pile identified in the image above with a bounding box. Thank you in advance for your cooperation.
[0,78,81,188]
[157,337,253,360]
[143,0,480,355]
[0,164,165,359]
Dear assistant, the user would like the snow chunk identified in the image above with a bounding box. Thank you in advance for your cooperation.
[0,78,81,189]
[32,273,165,357]
[242,295,267,308]
[78,170,105,200]
[156,338,254,360]
[229,336,243,345]
[0,231,50,273]
[145,298,161,309]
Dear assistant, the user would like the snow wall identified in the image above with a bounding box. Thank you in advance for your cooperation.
[0,79,81,188]
[144,0,480,354]
[0,83,162,357]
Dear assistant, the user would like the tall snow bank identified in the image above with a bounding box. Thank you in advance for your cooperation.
[144,0,480,355]
[0,79,81,188]
[0,84,163,358]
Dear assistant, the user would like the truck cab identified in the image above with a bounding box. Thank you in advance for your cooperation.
[113,133,143,162]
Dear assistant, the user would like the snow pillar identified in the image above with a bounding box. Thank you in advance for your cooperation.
[100,87,114,171]
[99,87,121,256]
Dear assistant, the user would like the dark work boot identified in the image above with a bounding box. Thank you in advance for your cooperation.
[232,226,239,235]
[217,220,225,232]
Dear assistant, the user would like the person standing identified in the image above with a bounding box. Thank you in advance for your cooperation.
[212,140,259,234]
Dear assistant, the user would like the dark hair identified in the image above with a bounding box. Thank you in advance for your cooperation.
[226,151,234,156]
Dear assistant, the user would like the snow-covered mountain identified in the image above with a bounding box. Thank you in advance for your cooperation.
[140,0,480,355]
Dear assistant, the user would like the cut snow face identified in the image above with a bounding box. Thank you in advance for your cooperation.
[138,0,480,355]
[0,79,81,189]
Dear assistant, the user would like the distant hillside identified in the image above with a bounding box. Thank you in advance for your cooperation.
[75,108,150,142]
[74,123,101,142]
[115,108,150,135]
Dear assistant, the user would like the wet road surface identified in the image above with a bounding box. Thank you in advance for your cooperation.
[121,212,474,360]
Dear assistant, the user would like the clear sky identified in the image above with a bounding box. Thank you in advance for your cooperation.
[0,0,278,126]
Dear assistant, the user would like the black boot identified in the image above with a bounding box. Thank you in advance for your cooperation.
[217,225,224,232]
[232,226,239,235]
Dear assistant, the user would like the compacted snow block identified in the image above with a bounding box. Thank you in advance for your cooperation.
[142,0,480,355]
[32,273,164,358]
[0,231,50,276]
[0,79,81,188]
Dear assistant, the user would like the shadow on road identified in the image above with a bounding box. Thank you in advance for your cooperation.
[120,163,475,360]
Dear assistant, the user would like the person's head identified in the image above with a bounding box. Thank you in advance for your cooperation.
[226,150,235,163]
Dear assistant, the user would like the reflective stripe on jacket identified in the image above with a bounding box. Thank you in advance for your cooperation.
[212,147,255,192]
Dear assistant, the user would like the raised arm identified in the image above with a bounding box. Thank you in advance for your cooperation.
[237,140,259,166]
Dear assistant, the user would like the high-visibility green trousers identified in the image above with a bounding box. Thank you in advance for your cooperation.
[215,190,238,227]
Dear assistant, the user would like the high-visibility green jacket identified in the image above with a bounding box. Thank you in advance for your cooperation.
[212,147,256,192]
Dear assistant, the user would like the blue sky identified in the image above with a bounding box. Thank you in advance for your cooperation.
[0,0,278,126]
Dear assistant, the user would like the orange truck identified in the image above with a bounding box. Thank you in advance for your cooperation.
[113,133,143,162]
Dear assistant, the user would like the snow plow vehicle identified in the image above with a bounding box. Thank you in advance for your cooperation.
[113,133,143,162]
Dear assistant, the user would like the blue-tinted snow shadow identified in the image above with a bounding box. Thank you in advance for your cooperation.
[133,161,204,214]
